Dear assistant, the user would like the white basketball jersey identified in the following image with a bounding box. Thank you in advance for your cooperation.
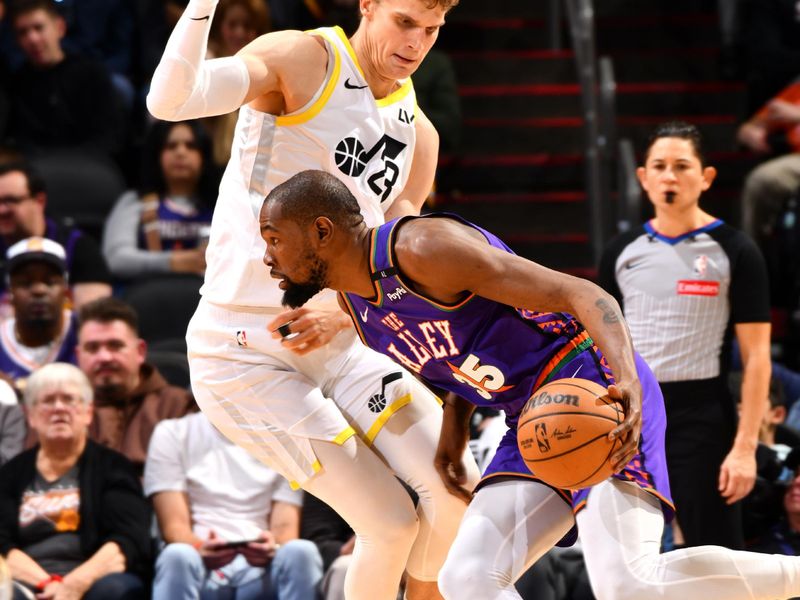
[202,26,419,308]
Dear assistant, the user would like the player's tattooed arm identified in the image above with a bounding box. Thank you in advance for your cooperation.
[595,298,620,324]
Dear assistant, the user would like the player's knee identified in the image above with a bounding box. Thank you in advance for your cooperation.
[589,559,661,600]
[439,551,509,600]
[356,501,419,551]
[382,506,420,546]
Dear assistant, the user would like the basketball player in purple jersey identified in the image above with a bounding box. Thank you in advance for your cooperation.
[258,169,800,600]
[147,1,480,599]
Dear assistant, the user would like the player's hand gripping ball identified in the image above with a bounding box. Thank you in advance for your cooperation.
[517,378,624,489]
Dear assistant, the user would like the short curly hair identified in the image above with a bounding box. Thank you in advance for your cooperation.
[375,0,460,12]
[426,0,459,10]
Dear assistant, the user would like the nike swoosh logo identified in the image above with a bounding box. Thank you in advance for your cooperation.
[625,262,639,269]
[360,307,369,322]
[345,78,369,90]
[190,15,210,21]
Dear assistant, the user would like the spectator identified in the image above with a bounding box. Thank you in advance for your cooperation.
[0,238,78,388]
[743,0,800,115]
[3,0,124,157]
[102,121,216,281]
[76,297,195,475]
[599,121,772,549]
[749,447,800,556]
[55,0,137,111]
[208,0,270,59]
[762,378,800,455]
[0,363,151,599]
[737,78,800,245]
[205,0,271,168]
[144,412,323,600]
[0,162,112,310]
[0,379,24,464]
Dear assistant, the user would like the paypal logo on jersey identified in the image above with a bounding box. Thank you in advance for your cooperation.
[387,287,407,302]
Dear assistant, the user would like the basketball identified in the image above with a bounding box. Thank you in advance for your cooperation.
[517,378,624,490]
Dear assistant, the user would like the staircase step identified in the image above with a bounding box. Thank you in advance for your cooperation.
[433,198,589,234]
[440,10,719,52]
[459,81,746,119]
[460,115,738,155]
[450,47,722,86]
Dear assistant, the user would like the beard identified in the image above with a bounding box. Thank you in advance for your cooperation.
[281,251,329,309]
[92,382,129,407]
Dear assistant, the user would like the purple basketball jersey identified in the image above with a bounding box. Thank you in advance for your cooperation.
[341,214,673,546]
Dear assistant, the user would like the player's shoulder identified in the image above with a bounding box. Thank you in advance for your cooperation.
[243,29,327,71]
[395,215,481,263]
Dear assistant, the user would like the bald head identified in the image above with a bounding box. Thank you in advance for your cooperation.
[262,170,364,231]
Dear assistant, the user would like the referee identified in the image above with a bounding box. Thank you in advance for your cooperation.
[599,121,772,549]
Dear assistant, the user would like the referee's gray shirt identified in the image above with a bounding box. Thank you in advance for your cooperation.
[599,220,770,382]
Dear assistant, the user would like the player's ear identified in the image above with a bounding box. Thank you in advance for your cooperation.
[313,217,334,246]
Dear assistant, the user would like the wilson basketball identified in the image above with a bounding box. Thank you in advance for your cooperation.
[517,378,624,490]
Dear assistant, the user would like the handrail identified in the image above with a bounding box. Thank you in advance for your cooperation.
[597,55,617,241]
[548,0,563,51]
[564,0,606,264]
[617,139,641,232]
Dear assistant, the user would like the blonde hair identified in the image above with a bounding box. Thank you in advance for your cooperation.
[424,0,459,10]
[24,363,93,409]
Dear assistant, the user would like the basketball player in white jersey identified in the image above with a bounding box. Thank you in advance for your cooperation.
[146,1,479,599]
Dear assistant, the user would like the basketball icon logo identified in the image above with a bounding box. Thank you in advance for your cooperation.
[367,372,403,414]
[335,137,368,177]
[368,392,386,414]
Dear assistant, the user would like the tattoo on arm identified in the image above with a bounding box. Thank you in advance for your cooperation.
[595,298,621,324]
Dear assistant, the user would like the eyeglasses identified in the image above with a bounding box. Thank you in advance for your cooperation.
[35,395,83,410]
[0,195,32,207]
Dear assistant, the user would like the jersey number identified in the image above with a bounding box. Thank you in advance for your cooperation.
[334,134,407,202]
[448,354,513,400]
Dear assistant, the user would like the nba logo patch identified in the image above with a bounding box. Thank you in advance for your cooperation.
[693,254,708,277]
[236,330,248,347]
[535,423,551,453]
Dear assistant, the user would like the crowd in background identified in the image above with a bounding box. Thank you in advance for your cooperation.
[0,0,799,599]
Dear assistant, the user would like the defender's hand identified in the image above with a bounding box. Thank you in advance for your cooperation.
[268,307,351,355]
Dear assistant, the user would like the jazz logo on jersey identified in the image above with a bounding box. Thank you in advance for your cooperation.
[447,354,514,400]
[334,134,407,202]
[387,287,406,302]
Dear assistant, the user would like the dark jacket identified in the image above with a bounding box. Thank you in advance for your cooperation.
[0,439,152,578]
